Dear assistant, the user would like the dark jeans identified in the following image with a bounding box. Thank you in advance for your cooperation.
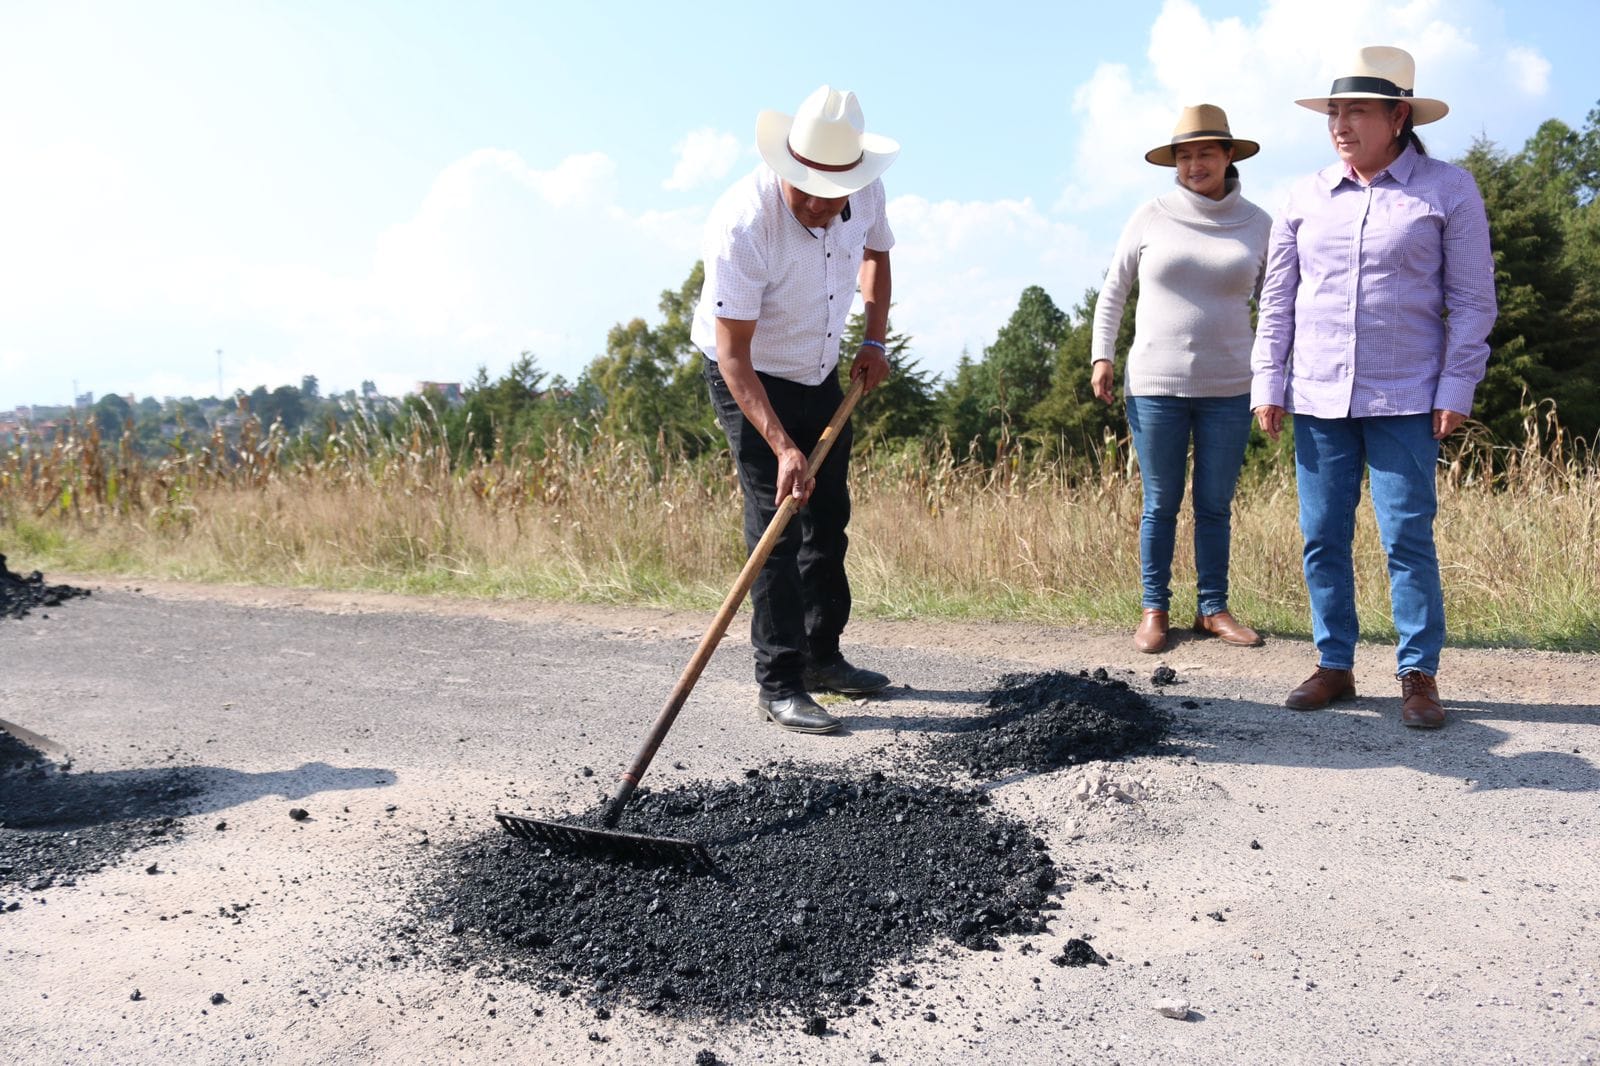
[705,357,853,699]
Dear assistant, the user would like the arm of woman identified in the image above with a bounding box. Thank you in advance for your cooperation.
[1433,170,1498,438]
[1250,207,1301,440]
[1090,206,1148,405]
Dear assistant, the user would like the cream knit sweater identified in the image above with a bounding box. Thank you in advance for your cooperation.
[1091,178,1271,397]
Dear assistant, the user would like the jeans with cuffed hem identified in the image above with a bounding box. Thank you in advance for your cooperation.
[1124,393,1252,616]
[705,357,853,700]
[1293,413,1444,675]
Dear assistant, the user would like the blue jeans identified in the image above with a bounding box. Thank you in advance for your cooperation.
[1124,394,1252,615]
[1293,413,1443,675]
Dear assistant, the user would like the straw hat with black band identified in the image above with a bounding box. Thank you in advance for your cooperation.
[1295,45,1448,124]
[1144,104,1260,167]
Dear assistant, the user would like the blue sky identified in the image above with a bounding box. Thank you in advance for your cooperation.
[2,0,1596,409]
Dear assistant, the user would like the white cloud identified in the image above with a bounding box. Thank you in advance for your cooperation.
[663,128,743,192]
[1506,44,1551,96]
[0,145,709,403]
[887,194,1095,377]
[1057,0,1554,219]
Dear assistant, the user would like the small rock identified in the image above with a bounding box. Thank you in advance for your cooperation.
[1249,839,1262,850]
[922,1010,939,1022]
[130,989,143,1002]
[214,821,227,831]
[288,808,309,821]
[144,864,159,875]
[1152,996,1190,1020]
[1051,938,1108,967]
[801,1015,826,1036]
[210,992,226,1006]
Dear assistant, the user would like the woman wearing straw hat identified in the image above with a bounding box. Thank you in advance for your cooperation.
[1250,46,1497,729]
[1092,104,1272,655]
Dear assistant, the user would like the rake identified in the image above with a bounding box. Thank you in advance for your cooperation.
[495,377,867,866]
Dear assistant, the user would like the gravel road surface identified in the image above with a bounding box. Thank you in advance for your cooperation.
[2,580,1597,1064]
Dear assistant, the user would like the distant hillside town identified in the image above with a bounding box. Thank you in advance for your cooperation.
[0,378,464,452]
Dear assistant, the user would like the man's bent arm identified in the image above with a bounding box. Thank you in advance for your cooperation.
[714,317,813,504]
[853,249,892,390]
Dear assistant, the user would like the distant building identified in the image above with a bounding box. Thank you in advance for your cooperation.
[413,381,464,407]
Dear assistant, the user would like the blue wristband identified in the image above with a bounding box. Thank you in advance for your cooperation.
[859,339,886,352]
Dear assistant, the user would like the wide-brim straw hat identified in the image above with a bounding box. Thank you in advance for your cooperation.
[756,85,900,198]
[1144,104,1260,166]
[1295,45,1448,125]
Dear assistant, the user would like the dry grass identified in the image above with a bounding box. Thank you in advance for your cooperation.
[2,404,1596,650]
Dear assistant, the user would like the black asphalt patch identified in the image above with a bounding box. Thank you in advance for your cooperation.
[0,732,198,895]
[926,669,1171,777]
[411,769,1060,1021]
[0,554,91,621]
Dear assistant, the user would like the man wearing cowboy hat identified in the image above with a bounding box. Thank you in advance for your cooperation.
[690,85,899,735]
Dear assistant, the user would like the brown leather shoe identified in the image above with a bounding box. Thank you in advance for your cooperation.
[1193,610,1263,647]
[1399,671,1445,729]
[1133,609,1169,653]
[1285,666,1357,710]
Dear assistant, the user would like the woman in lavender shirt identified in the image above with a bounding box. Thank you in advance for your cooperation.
[1250,46,1497,729]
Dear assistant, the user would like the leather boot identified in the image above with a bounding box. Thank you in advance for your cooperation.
[757,693,841,734]
[803,657,890,695]
[1193,610,1263,647]
[1285,666,1357,710]
[1399,671,1445,729]
[1133,609,1169,654]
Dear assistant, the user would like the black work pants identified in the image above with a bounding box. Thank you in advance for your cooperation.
[704,357,853,699]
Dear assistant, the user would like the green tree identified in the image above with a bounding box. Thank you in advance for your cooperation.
[1030,287,1131,461]
[92,393,132,439]
[839,309,935,447]
[1459,134,1600,443]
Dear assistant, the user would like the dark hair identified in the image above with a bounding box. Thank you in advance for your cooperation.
[1225,163,1240,179]
[1386,101,1428,157]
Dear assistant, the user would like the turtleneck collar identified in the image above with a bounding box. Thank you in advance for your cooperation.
[1158,176,1256,226]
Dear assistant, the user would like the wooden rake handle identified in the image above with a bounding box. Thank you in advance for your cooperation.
[601,376,867,827]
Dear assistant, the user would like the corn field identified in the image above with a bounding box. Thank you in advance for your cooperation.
[2,403,1597,650]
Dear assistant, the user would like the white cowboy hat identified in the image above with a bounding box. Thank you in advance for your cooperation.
[756,85,900,198]
[1296,45,1449,125]
[1144,103,1260,167]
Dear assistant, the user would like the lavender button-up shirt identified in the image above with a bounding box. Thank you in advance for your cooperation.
[1250,145,1497,418]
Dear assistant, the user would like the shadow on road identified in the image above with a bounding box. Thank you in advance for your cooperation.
[1,755,396,831]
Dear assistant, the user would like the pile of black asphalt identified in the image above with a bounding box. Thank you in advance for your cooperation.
[0,732,198,899]
[413,769,1061,1021]
[408,670,1169,1024]
[0,554,91,621]
[926,669,1172,777]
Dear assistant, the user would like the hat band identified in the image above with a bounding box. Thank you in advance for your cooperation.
[1329,75,1412,99]
[789,142,864,173]
[1171,129,1233,144]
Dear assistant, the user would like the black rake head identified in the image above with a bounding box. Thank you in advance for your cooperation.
[494,811,713,868]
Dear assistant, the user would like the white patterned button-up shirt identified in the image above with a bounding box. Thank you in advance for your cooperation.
[1250,145,1497,418]
[691,165,894,386]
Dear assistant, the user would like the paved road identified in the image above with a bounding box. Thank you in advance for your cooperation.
[3,583,1598,1064]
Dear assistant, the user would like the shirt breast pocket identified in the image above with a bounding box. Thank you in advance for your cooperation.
[1378,195,1444,273]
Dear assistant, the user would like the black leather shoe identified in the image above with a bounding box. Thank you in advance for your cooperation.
[802,657,890,695]
[757,693,841,734]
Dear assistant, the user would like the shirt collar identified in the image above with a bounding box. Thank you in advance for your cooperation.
[1323,142,1419,191]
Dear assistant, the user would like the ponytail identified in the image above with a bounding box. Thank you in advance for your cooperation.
[1388,102,1428,157]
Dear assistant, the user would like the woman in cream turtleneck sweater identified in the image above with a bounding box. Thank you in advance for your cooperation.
[1091,104,1271,654]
